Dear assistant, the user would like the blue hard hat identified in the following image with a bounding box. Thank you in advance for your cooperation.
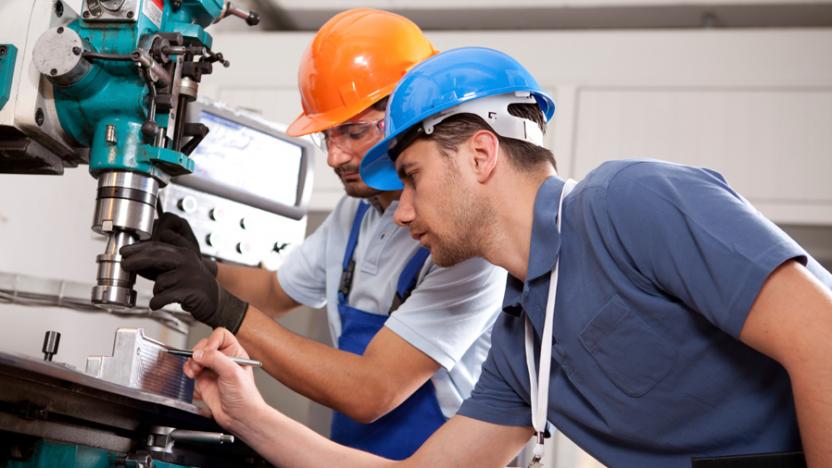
[360,47,555,191]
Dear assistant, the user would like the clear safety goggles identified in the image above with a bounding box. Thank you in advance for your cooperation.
[312,119,385,154]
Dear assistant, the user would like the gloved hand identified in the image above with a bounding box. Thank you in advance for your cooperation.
[130,213,217,281]
[120,240,247,333]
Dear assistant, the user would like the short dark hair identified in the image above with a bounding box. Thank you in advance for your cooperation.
[372,96,389,112]
[420,103,557,172]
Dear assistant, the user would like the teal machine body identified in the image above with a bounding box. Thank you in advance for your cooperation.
[23,0,250,311]
[0,2,267,467]
[40,0,217,310]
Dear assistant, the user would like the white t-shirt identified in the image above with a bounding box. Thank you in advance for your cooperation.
[278,196,506,417]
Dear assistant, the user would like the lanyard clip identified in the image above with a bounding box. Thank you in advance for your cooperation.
[527,434,546,468]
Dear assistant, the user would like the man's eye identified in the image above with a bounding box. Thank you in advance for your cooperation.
[347,128,369,139]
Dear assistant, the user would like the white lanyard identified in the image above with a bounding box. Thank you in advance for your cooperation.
[525,179,577,468]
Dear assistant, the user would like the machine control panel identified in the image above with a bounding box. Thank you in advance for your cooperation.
[160,98,316,271]
[161,183,306,271]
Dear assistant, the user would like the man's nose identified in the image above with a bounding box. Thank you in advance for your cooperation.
[326,144,353,168]
[394,187,415,227]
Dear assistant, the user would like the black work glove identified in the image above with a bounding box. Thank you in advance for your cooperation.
[120,240,247,333]
[132,213,217,281]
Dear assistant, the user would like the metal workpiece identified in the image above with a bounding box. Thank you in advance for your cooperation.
[85,328,195,402]
[148,426,235,454]
[32,26,91,86]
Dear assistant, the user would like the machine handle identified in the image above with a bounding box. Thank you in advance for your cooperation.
[171,429,235,445]
[217,2,260,26]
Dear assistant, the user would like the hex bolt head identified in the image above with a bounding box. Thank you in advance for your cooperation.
[35,108,45,126]
[54,1,64,17]
[57,26,64,34]
[72,46,81,55]
[50,68,57,76]
[126,11,134,19]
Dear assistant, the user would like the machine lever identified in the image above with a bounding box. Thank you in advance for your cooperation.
[179,123,209,156]
[170,429,235,445]
[148,425,235,454]
[216,2,260,26]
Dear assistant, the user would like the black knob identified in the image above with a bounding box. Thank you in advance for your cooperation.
[246,11,260,26]
[42,331,61,362]
[141,121,160,140]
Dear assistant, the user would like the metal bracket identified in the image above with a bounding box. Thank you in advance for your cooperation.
[81,0,140,22]
[141,144,195,176]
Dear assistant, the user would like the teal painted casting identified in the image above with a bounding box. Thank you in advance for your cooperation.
[0,44,17,111]
[51,0,226,181]
[4,440,196,468]
[5,440,118,468]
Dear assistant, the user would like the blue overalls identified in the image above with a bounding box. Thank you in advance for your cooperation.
[330,202,446,460]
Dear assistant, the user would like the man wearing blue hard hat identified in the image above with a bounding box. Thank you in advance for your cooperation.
[182,47,832,468]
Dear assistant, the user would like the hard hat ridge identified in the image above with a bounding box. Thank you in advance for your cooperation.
[286,8,438,137]
[360,47,555,191]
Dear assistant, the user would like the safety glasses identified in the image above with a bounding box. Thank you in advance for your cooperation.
[312,119,385,154]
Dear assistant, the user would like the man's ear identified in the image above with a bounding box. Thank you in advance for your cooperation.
[467,129,500,183]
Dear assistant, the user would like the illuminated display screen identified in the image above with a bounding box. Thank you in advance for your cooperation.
[189,111,303,207]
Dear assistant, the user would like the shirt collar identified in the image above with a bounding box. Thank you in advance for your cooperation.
[527,176,565,281]
[501,176,566,315]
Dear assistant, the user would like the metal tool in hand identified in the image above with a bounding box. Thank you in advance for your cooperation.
[166,348,262,368]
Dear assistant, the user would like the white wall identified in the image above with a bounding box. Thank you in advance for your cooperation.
[0,168,188,370]
[206,28,832,223]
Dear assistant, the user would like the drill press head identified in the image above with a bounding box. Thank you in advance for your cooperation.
[23,0,259,310]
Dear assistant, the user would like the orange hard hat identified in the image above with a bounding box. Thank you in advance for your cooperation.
[286,8,438,137]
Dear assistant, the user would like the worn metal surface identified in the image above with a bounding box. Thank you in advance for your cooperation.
[85,329,195,402]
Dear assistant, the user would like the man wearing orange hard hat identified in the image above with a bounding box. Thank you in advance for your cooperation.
[121,8,506,459]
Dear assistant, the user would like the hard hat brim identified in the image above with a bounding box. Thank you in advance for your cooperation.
[286,85,396,137]
[361,137,404,191]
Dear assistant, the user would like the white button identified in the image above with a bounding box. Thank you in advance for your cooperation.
[209,207,224,221]
[177,196,197,213]
[205,232,220,247]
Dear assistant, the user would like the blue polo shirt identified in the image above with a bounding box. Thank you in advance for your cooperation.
[458,160,832,468]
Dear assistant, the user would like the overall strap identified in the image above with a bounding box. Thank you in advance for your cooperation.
[338,202,371,303]
[389,247,431,314]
